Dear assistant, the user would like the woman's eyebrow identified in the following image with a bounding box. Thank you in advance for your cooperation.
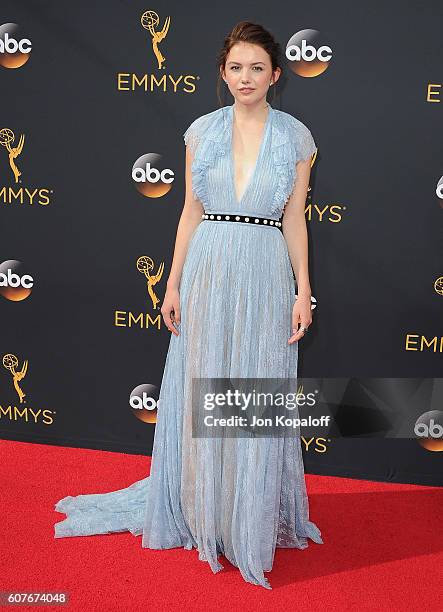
[226,61,266,65]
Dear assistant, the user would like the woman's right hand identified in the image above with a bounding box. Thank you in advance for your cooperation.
[161,286,181,336]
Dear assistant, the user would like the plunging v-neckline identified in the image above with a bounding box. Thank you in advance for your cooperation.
[229,102,272,206]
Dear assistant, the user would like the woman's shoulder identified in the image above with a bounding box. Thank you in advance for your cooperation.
[273,108,317,161]
[273,107,313,138]
[183,106,228,152]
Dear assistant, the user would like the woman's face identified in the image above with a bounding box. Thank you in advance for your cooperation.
[221,42,280,105]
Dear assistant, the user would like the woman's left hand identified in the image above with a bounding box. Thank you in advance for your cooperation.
[288,295,312,344]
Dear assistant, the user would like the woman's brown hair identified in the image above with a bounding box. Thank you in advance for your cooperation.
[216,21,283,107]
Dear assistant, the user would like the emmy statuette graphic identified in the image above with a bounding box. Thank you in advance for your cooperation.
[140,10,170,70]
[0,127,25,183]
[3,353,28,403]
[137,255,164,310]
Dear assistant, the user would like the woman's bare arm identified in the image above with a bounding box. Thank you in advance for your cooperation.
[281,158,313,300]
[161,144,203,335]
[166,145,204,291]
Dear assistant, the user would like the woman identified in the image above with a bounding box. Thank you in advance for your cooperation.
[54,21,323,590]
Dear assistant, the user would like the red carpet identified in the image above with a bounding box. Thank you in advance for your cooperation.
[1,439,442,611]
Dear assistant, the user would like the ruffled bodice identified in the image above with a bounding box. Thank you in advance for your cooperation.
[53,101,323,592]
[183,103,317,219]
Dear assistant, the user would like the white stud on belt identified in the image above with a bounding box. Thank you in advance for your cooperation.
[201,213,282,228]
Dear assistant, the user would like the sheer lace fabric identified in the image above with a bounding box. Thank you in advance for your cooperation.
[54,103,322,590]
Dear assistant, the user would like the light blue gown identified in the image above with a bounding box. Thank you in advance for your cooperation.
[54,102,323,590]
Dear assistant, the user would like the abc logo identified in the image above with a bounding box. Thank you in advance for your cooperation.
[0,260,33,301]
[0,32,32,54]
[286,29,332,77]
[0,268,33,288]
[414,410,443,452]
[0,23,32,68]
[436,177,443,199]
[129,384,159,424]
[286,39,332,63]
[132,162,174,184]
[132,153,174,198]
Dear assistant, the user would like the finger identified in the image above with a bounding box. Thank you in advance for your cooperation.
[291,316,301,333]
[288,333,304,344]
[288,325,308,344]
[288,332,302,344]
[293,321,310,335]
[162,310,179,335]
[167,322,179,336]
[174,307,181,326]
[170,311,180,334]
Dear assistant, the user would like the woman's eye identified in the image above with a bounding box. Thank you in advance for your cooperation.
[230,66,263,71]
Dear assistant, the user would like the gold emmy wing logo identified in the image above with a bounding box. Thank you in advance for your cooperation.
[140,10,170,70]
[0,128,25,183]
[434,277,443,296]
[137,255,164,309]
[3,353,28,404]
[311,149,318,166]
[308,148,317,196]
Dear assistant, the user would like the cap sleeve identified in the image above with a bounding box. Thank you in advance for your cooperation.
[295,120,317,162]
[183,114,206,155]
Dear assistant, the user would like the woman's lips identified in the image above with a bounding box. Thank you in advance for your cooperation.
[239,88,255,93]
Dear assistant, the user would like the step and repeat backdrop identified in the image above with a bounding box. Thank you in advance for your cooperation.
[1,2,442,486]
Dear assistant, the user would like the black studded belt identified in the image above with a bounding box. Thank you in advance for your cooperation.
[201,213,283,228]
